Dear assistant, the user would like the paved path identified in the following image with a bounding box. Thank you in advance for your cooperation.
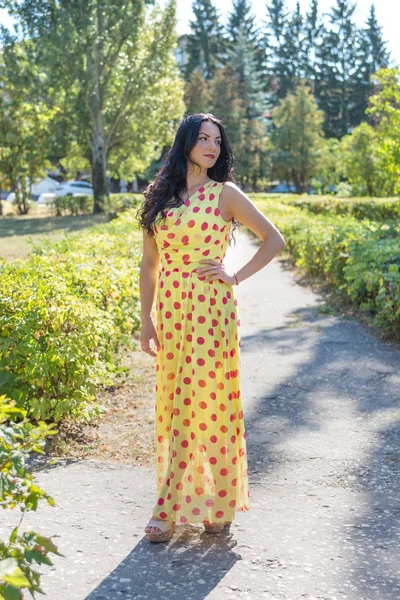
[2,229,400,600]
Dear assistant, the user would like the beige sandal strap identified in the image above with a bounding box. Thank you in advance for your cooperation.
[147,519,172,532]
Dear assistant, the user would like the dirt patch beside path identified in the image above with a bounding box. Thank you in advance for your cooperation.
[45,340,158,468]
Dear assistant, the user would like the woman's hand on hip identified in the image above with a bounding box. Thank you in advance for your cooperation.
[197,259,235,286]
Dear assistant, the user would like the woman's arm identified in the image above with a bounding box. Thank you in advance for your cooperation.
[139,229,161,356]
[220,182,286,285]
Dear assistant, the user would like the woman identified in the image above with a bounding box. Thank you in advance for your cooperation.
[137,113,286,543]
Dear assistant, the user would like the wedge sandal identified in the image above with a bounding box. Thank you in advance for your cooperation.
[203,520,231,533]
[144,518,176,543]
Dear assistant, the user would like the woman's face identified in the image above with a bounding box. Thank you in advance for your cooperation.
[189,120,222,172]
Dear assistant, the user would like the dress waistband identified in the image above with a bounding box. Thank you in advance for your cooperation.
[159,264,201,273]
[159,258,222,273]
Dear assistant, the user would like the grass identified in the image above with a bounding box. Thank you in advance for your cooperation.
[0,201,111,261]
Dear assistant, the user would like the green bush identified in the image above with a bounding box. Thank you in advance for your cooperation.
[0,211,142,423]
[29,211,142,346]
[50,194,93,216]
[49,192,142,216]
[0,266,118,422]
[0,395,61,599]
[252,198,400,340]
[263,193,400,221]
[106,193,142,213]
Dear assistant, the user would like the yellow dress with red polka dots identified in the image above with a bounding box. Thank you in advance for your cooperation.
[152,179,250,524]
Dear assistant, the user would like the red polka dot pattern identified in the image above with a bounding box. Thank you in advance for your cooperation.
[151,179,250,523]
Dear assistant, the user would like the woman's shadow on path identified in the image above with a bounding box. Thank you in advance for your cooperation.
[85,524,241,600]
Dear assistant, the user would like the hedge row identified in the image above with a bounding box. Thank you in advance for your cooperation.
[0,211,143,423]
[48,193,142,216]
[1,192,399,424]
[42,190,400,223]
[266,193,400,221]
[252,198,400,340]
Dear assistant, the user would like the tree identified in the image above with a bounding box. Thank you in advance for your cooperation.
[1,0,184,212]
[224,27,270,188]
[316,0,360,138]
[261,0,308,102]
[0,96,55,215]
[185,0,226,81]
[59,141,91,181]
[0,49,56,214]
[360,4,390,76]
[365,67,400,196]
[208,65,243,150]
[303,0,324,88]
[262,0,290,102]
[226,0,259,46]
[271,82,324,193]
[356,3,390,122]
[312,137,341,194]
[281,2,304,86]
[340,122,377,196]
[226,26,267,120]
[184,70,212,116]
[226,0,266,84]
[234,117,271,190]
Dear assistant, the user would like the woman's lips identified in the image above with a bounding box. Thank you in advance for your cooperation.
[204,154,215,158]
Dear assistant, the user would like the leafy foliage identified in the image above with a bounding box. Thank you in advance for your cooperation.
[0,395,61,599]
[1,0,185,210]
[340,122,378,196]
[0,211,143,423]
[251,196,400,340]
[0,53,56,215]
[185,0,226,80]
[272,82,325,193]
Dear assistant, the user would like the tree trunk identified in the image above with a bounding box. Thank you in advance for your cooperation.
[87,22,108,214]
[91,125,108,214]
[110,178,120,193]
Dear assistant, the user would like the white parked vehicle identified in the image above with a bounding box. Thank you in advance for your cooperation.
[54,181,93,196]
[31,176,60,200]
[5,175,60,202]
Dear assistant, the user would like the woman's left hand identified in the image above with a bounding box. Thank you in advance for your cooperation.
[197,259,235,285]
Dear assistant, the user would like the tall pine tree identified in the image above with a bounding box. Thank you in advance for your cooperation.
[226,0,266,91]
[220,1,270,188]
[261,0,288,101]
[226,0,259,45]
[302,0,324,88]
[362,4,390,74]
[316,0,360,138]
[261,0,305,102]
[185,0,226,80]
[355,3,390,124]
[226,27,267,120]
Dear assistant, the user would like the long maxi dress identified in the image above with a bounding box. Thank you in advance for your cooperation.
[151,179,250,524]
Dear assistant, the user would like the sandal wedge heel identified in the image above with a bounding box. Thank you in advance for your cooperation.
[203,520,231,533]
[145,518,176,543]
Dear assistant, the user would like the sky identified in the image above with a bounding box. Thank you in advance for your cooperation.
[0,1,398,65]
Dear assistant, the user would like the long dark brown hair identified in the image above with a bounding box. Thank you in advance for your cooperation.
[136,112,239,244]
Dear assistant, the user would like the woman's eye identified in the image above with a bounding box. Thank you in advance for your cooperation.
[199,137,220,144]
